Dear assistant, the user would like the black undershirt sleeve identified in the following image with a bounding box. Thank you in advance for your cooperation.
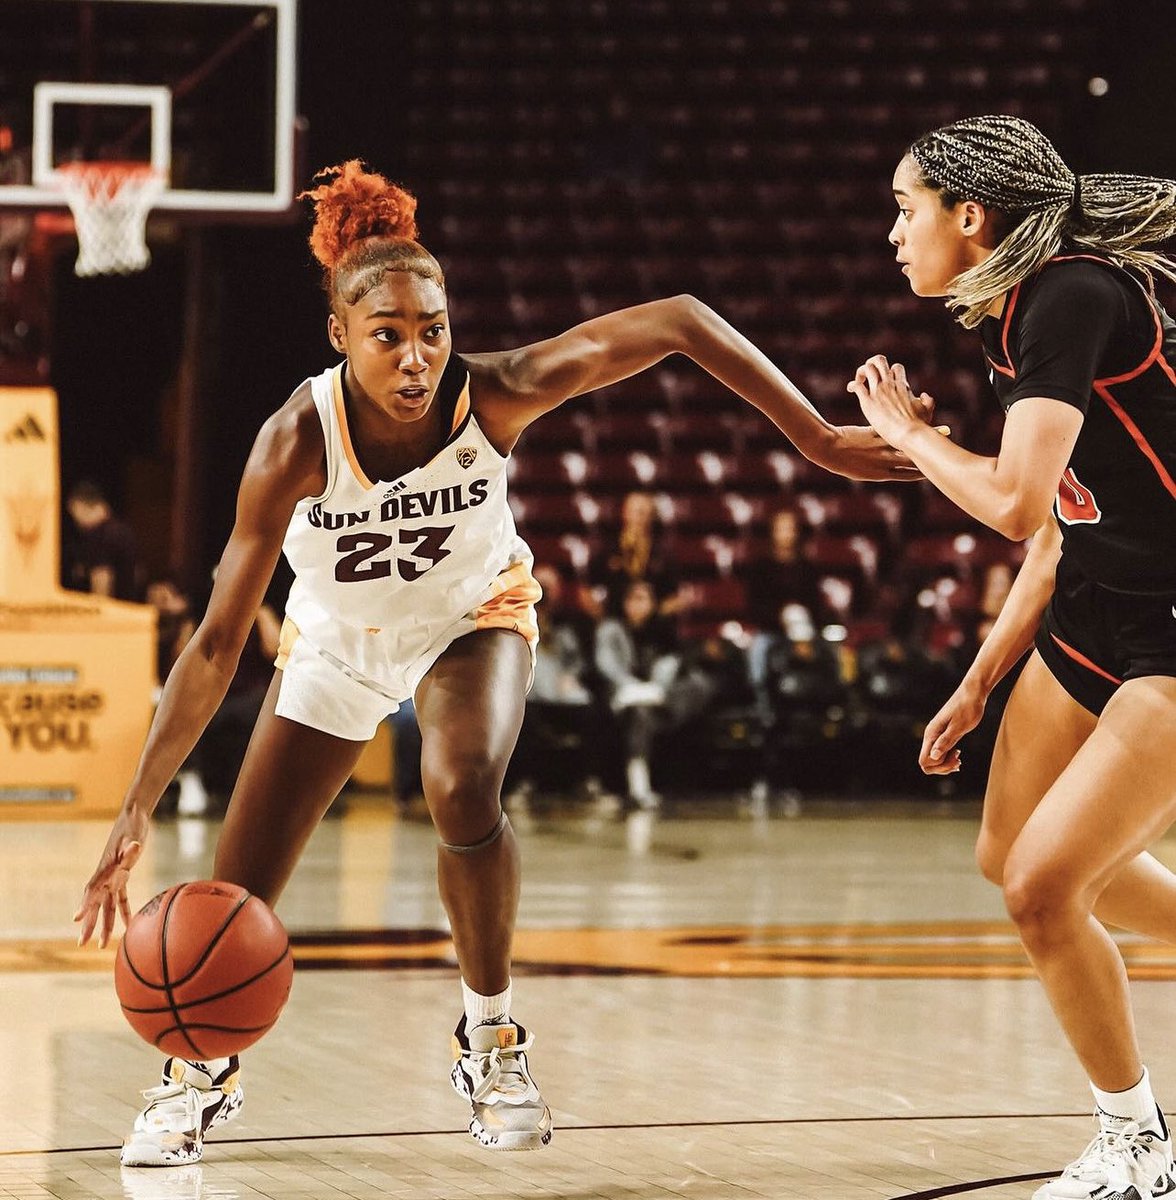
[1003,263,1131,414]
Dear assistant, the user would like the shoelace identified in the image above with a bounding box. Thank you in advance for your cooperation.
[136,1082,203,1134]
[1065,1121,1158,1181]
[463,1034,537,1103]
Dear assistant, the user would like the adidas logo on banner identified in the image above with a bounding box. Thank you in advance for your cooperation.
[4,414,47,442]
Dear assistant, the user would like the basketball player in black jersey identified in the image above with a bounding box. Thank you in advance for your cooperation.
[851,115,1176,1200]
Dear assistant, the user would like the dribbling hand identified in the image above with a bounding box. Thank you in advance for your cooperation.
[74,808,149,948]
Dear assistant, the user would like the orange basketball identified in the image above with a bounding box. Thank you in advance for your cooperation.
[115,881,294,1059]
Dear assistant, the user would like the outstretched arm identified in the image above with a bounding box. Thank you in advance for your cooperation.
[850,356,1083,539]
[74,397,324,947]
[467,296,920,481]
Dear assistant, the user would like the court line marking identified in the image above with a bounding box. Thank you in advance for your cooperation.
[8,921,1176,979]
[0,1110,1090,1157]
[889,1173,1053,1198]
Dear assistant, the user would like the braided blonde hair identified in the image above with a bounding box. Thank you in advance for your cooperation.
[909,115,1176,327]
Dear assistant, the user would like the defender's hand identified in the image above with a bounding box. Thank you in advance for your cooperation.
[848,357,940,450]
[919,682,987,776]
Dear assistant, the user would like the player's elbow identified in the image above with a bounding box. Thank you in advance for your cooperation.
[188,622,248,680]
[662,294,727,356]
[995,495,1050,543]
[666,292,710,334]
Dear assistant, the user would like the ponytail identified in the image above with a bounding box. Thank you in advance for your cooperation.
[910,115,1176,327]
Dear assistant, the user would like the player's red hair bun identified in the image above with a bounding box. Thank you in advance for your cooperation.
[300,160,420,268]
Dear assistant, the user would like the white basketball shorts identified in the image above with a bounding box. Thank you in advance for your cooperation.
[273,561,540,740]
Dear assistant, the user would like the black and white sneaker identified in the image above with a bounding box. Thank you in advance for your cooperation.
[120,1056,243,1167]
[450,1016,553,1151]
[1033,1108,1176,1199]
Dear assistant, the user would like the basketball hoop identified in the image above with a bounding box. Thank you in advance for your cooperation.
[52,161,165,277]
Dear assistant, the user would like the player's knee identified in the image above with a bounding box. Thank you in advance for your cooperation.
[424,757,505,843]
[974,830,1008,886]
[1002,858,1079,942]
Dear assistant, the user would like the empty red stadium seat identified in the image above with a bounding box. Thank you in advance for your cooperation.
[507,451,590,490]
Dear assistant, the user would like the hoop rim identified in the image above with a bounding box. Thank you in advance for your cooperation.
[50,160,167,207]
[53,160,165,183]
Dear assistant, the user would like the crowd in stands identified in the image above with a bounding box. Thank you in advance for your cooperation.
[61,481,281,818]
[38,0,1107,811]
[61,473,1021,813]
[496,485,1021,809]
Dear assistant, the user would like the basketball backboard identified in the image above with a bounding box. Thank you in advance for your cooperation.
[0,0,297,217]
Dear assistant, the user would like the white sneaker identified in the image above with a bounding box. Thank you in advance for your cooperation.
[1033,1110,1175,1199]
[175,771,209,818]
[450,1017,553,1150]
[120,1057,243,1167]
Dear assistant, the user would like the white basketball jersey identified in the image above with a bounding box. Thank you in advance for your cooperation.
[282,359,531,650]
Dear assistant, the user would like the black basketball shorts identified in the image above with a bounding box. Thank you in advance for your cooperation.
[1035,555,1176,716]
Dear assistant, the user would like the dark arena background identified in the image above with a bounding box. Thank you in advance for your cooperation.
[2,2,1176,1198]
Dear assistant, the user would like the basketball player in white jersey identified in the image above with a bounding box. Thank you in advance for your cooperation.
[74,159,922,1166]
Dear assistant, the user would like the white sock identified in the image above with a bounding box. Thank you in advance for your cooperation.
[462,978,511,1027]
[1092,1066,1160,1128]
[176,770,208,816]
[627,756,651,799]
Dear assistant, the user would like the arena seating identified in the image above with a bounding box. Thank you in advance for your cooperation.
[384,0,1112,634]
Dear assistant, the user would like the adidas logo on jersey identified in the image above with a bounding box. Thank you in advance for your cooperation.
[4,414,47,443]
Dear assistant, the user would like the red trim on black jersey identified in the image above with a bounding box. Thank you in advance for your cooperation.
[1049,632,1123,686]
[1095,381,1176,499]
[1074,261,1176,501]
[984,280,1021,379]
[1008,260,1176,504]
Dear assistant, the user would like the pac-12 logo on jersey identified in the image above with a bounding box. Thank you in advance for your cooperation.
[456,446,477,469]
[1055,467,1102,525]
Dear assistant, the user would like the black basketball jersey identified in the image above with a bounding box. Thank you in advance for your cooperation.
[980,254,1176,594]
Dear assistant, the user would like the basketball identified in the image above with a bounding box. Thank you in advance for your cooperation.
[115,881,294,1060]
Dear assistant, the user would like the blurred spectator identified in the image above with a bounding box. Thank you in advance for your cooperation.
[62,480,141,600]
[743,506,826,696]
[532,561,598,661]
[386,699,423,812]
[529,564,597,702]
[592,489,683,623]
[0,133,45,379]
[854,607,960,791]
[744,506,824,631]
[661,632,765,795]
[505,563,612,806]
[976,560,1014,642]
[173,576,282,816]
[146,577,196,695]
[595,578,710,808]
[758,605,851,793]
[857,632,954,725]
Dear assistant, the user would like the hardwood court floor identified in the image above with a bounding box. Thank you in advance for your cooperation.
[3,795,1176,1199]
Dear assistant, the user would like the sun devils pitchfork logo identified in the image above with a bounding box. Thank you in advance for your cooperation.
[4,490,48,566]
[456,446,478,469]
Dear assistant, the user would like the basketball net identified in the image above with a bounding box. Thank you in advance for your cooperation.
[52,161,165,276]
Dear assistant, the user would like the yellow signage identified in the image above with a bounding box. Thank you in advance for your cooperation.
[0,389,154,817]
